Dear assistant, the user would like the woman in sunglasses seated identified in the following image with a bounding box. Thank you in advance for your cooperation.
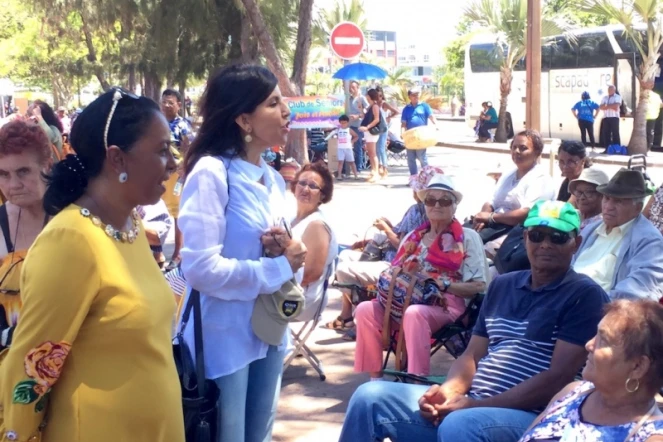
[0,120,52,351]
[353,174,489,378]
[0,89,184,441]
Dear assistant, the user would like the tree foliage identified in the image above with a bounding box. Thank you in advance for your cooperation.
[312,0,368,49]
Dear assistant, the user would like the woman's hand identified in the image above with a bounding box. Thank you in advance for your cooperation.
[473,212,492,224]
[31,105,42,118]
[373,218,392,233]
[261,226,290,257]
[359,126,368,132]
[284,239,307,273]
[351,239,368,250]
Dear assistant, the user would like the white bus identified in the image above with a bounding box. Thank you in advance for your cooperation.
[463,25,654,142]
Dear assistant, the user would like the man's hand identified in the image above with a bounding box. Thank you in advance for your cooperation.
[435,395,478,418]
[261,226,290,257]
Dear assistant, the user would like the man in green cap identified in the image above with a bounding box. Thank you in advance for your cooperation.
[337,200,609,442]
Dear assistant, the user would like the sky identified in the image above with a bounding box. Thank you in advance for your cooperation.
[315,0,465,45]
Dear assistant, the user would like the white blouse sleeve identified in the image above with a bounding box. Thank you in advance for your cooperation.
[178,157,293,301]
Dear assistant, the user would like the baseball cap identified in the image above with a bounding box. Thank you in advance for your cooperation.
[251,279,305,346]
[408,86,421,95]
[524,201,580,233]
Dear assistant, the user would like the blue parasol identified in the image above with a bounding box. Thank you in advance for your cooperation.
[332,62,388,81]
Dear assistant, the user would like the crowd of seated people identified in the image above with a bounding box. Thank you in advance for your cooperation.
[333,129,663,442]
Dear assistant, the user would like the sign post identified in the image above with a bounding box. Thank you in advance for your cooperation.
[329,22,365,120]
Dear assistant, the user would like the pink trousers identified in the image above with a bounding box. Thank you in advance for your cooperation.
[353,298,464,375]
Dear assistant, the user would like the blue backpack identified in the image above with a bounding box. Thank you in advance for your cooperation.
[607,144,628,155]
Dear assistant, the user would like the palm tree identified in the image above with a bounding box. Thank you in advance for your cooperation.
[582,0,663,155]
[312,0,368,49]
[464,0,574,142]
[384,66,413,87]
[388,84,445,110]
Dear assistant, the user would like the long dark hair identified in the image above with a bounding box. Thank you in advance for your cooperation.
[43,89,161,216]
[183,64,278,176]
[32,100,64,134]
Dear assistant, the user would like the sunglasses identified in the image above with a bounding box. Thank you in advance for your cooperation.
[424,197,454,208]
[296,180,321,191]
[104,88,140,150]
[572,189,599,199]
[526,229,573,245]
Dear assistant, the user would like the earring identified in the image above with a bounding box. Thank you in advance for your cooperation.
[244,133,253,143]
[119,172,128,183]
[625,377,640,393]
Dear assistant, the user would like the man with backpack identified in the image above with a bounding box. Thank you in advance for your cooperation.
[599,85,622,149]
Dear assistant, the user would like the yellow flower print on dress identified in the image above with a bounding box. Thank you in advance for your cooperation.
[24,341,72,388]
[12,341,71,412]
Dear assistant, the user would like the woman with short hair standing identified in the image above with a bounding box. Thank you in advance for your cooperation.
[0,88,183,441]
[178,64,307,442]
[0,119,52,351]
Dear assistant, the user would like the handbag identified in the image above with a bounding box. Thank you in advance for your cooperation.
[359,226,390,262]
[493,224,530,275]
[173,289,220,442]
[377,267,441,370]
[368,112,388,135]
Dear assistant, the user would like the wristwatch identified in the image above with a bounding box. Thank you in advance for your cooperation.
[442,279,451,292]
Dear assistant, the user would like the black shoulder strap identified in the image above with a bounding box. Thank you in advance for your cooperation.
[0,205,13,253]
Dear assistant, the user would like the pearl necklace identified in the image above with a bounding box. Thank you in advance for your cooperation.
[79,207,141,243]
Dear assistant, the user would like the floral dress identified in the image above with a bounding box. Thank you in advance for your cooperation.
[519,382,663,442]
[648,185,663,234]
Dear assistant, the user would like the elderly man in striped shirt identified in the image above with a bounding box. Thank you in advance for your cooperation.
[339,201,610,442]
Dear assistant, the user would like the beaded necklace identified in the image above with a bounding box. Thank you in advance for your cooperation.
[79,207,141,243]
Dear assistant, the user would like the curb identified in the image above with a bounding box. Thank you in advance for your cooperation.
[436,141,663,168]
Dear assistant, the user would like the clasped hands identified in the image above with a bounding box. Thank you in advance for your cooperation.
[471,211,493,232]
[418,384,477,426]
[260,226,307,272]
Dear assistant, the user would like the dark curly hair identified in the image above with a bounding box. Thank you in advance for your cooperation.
[290,161,334,204]
[0,119,52,165]
[43,88,161,216]
[31,100,64,134]
[511,129,544,155]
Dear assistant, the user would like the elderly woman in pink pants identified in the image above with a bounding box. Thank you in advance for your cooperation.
[354,174,488,379]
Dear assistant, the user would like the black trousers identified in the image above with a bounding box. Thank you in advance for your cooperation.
[578,119,596,147]
[654,111,663,148]
[478,122,498,139]
[647,119,657,150]
[463,221,513,244]
[601,117,621,147]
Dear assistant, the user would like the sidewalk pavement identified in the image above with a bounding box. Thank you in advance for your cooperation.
[436,139,663,168]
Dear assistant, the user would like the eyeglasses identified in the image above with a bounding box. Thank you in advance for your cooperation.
[572,189,599,199]
[296,180,321,191]
[104,88,139,150]
[526,229,573,245]
[423,197,454,208]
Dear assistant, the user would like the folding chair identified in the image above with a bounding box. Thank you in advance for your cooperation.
[387,140,407,166]
[381,294,485,381]
[284,265,334,381]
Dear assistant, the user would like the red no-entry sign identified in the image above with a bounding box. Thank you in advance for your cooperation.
[330,22,365,60]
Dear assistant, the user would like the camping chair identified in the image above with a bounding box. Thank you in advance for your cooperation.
[387,139,407,166]
[381,294,485,382]
[284,264,335,381]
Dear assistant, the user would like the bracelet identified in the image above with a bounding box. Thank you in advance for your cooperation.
[488,212,496,224]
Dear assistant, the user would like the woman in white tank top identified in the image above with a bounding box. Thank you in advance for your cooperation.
[290,162,338,321]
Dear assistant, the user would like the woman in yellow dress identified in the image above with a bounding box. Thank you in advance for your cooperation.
[0,88,183,442]
[0,120,52,351]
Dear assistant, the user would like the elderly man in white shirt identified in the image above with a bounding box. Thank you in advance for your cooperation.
[572,169,663,300]
[599,84,622,149]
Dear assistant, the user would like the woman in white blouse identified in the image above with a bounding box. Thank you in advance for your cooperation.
[178,65,307,442]
[469,129,555,254]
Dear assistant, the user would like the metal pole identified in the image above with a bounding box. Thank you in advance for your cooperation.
[526,0,541,132]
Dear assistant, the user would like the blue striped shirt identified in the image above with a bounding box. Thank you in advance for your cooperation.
[470,270,609,410]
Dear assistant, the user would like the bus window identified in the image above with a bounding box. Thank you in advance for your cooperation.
[577,32,615,68]
[550,36,578,69]
[469,43,504,73]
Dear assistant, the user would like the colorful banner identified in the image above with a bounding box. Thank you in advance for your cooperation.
[284,95,345,129]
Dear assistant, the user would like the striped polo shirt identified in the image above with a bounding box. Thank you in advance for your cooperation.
[469,270,609,410]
